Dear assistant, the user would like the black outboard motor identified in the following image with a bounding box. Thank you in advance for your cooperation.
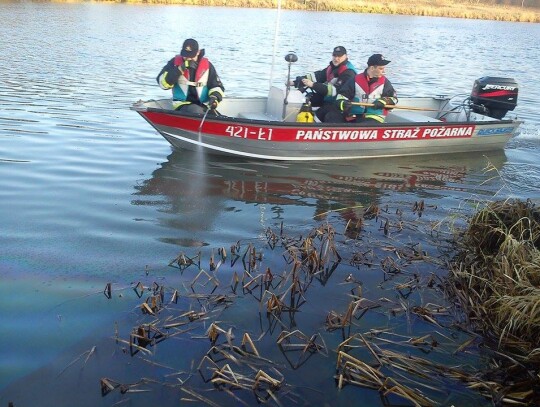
[470,77,518,119]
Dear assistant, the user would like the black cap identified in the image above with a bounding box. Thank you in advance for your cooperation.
[180,38,199,58]
[367,54,390,66]
[332,46,347,57]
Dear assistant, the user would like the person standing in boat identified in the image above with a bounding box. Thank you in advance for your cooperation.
[332,53,398,123]
[156,38,225,113]
[290,46,357,122]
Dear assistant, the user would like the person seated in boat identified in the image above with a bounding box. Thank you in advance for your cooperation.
[289,46,357,122]
[330,53,398,124]
[156,38,225,114]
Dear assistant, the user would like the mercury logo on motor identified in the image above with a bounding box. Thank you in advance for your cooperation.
[482,84,517,91]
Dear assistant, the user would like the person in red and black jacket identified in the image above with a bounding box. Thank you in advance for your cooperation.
[290,46,357,122]
[331,54,398,124]
[157,38,224,113]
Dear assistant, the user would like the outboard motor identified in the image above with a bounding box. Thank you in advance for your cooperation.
[470,77,518,119]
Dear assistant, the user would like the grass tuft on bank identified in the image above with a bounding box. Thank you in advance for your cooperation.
[449,199,540,358]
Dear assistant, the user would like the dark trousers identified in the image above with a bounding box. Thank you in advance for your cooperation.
[176,102,219,116]
[309,93,325,107]
[315,103,346,123]
[176,103,204,114]
[316,105,383,124]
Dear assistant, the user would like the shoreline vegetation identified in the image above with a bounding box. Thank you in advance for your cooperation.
[66,0,540,22]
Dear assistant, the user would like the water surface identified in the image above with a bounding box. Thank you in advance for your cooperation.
[0,3,539,406]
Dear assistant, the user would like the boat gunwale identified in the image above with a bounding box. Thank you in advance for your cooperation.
[137,105,519,129]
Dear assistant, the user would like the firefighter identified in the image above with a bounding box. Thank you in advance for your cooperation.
[290,46,357,122]
[157,38,224,113]
[333,53,398,124]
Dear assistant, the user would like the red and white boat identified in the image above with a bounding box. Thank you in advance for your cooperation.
[132,77,521,161]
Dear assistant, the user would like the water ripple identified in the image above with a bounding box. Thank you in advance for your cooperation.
[0,4,539,400]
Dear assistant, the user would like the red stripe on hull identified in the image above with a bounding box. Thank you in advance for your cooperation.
[142,111,476,143]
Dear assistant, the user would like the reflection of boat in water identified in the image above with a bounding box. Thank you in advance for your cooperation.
[133,150,508,234]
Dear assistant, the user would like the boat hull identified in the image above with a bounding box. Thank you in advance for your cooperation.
[133,95,521,161]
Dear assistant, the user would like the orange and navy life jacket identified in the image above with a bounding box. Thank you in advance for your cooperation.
[171,55,211,103]
[325,61,355,82]
[350,73,388,120]
[321,61,357,102]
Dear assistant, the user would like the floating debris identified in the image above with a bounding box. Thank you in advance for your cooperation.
[100,200,539,405]
[169,251,200,270]
[57,346,96,377]
[128,324,166,356]
[100,377,153,397]
[276,330,327,369]
[103,282,112,299]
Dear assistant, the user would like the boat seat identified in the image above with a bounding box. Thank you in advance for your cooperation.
[385,110,441,123]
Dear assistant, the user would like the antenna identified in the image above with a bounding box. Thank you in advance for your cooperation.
[269,0,283,90]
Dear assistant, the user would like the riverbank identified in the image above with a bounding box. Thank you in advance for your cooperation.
[61,0,540,23]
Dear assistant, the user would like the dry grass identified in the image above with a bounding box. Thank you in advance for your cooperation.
[53,0,540,23]
[448,199,540,358]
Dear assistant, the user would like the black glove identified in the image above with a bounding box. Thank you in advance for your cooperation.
[293,76,304,88]
[338,99,352,115]
[182,59,198,71]
[372,99,387,109]
[207,95,219,110]
[293,76,308,93]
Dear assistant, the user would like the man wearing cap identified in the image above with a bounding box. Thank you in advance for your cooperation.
[334,53,398,123]
[157,38,225,113]
[290,46,357,122]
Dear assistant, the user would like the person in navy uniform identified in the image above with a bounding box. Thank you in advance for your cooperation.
[334,53,398,123]
[157,38,224,113]
[290,46,357,122]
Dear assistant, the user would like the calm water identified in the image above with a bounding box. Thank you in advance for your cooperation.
[1,3,539,406]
